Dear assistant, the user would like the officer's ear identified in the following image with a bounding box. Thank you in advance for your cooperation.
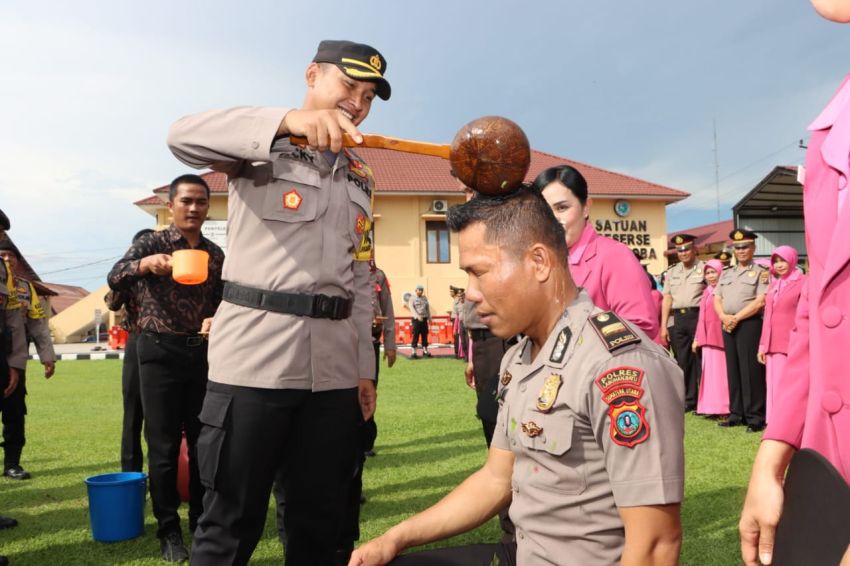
[305,62,322,89]
[527,243,554,284]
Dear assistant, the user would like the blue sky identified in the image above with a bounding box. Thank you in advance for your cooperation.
[1,1,847,289]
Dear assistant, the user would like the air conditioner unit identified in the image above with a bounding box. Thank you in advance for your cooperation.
[432,199,448,213]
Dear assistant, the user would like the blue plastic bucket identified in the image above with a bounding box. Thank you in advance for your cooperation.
[84,472,147,542]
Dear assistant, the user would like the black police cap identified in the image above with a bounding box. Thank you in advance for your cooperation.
[313,40,391,101]
[729,228,757,243]
[670,233,696,247]
[0,208,9,231]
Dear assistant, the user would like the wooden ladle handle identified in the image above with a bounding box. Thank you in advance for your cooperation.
[290,134,450,160]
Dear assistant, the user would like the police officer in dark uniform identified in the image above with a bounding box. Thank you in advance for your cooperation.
[0,209,19,566]
[661,234,706,412]
[714,229,769,432]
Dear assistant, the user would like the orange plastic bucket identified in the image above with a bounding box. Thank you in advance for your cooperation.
[172,249,209,285]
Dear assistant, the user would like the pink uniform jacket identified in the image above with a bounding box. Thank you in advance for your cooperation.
[695,286,723,348]
[764,74,850,482]
[758,272,805,355]
[568,224,659,339]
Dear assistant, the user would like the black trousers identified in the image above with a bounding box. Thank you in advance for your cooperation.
[469,332,514,538]
[471,333,508,432]
[411,319,429,350]
[191,382,359,566]
[137,332,208,537]
[274,342,379,558]
[120,332,144,472]
[390,543,517,565]
[670,310,701,411]
[722,317,766,427]
[2,368,26,468]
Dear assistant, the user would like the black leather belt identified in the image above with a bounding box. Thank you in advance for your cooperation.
[469,328,496,341]
[143,332,205,347]
[223,281,352,320]
[676,307,700,314]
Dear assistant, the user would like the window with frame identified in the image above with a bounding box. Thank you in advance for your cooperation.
[426,220,450,263]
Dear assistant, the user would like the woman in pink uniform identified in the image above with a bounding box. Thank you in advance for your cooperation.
[692,260,729,417]
[757,245,805,424]
[531,165,659,339]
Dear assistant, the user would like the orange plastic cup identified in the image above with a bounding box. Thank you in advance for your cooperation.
[172,249,209,285]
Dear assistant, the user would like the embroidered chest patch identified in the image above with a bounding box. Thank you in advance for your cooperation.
[594,366,650,448]
[282,189,303,210]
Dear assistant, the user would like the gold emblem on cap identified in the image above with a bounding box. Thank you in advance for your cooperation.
[369,54,382,71]
[536,374,563,413]
[596,313,610,322]
[674,235,683,244]
[734,231,744,241]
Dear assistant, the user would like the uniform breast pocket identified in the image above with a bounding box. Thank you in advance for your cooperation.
[519,412,586,495]
[262,159,324,223]
[346,183,373,251]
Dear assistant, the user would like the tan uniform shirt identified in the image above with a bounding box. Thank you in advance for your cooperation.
[715,263,769,314]
[168,107,375,391]
[374,268,396,350]
[461,299,487,330]
[26,316,55,364]
[662,260,706,309]
[492,290,685,565]
[0,268,29,370]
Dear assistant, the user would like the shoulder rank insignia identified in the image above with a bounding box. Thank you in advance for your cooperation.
[594,366,650,448]
[589,312,641,352]
[500,370,512,386]
[521,421,543,438]
[536,373,563,413]
[549,327,571,363]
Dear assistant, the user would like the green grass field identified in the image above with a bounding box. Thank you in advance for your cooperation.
[0,357,760,564]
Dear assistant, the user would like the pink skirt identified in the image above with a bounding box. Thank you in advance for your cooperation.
[765,352,787,425]
[697,345,729,415]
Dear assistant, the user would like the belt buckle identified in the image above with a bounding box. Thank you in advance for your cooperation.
[186,336,203,347]
[679,308,687,314]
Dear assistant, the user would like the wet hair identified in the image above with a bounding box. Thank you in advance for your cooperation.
[132,228,154,243]
[445,186,568,267]
[530,165,589,205]
[169,174,211,202]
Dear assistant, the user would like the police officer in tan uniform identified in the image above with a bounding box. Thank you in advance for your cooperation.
[661,234,705,412]
[714,250,732,268]
[0,242,54,481]
[350,188,684,566]
[714,229,769,432]
[168,40,390,566]
[0,210,22,559]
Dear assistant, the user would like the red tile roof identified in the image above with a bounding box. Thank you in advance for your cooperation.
[670,219,734,250]
[133,194,165,206]
[138,151,689,204]
[357,148,689,201]
[151,171,228,195]
[39,282,89,314]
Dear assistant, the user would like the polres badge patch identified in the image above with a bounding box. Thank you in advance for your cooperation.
[595,366,650,448]
[283,189,303,210]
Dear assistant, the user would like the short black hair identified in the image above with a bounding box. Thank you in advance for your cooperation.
[530,165,589,205]
[446,186,568,267]
[132,228,154,243]
[169,174,211,202]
